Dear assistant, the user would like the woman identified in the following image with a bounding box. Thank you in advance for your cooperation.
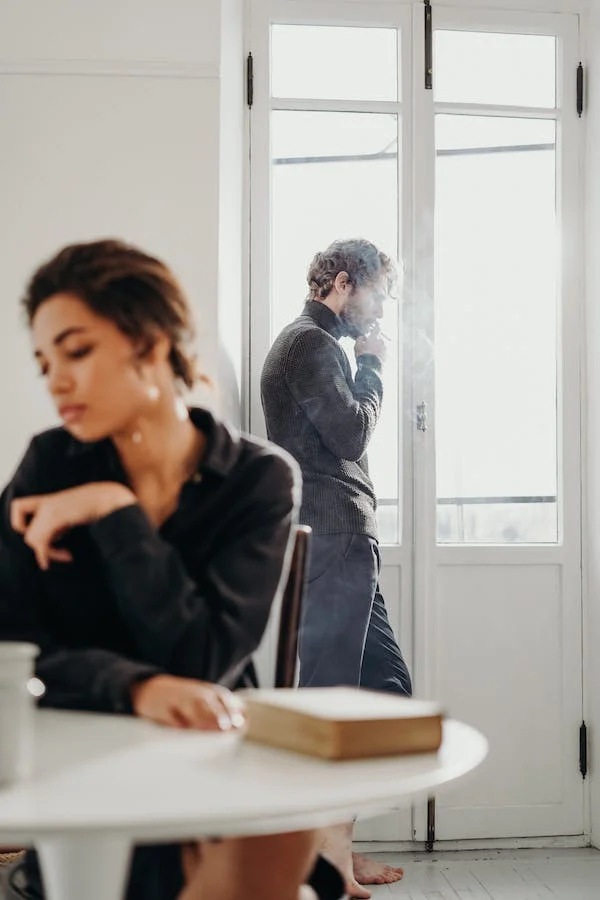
[0,239,343,900]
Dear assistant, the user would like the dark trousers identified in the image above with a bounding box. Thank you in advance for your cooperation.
[298,533,412,696]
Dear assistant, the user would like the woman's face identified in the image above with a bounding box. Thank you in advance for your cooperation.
[32,293,162,443]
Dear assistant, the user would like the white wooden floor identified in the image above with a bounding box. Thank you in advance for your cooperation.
[362,848,600,898]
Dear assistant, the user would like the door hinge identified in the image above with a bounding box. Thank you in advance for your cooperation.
[579,721,588,779]
[424,1,433,90]
[246,52,254,108]
[577,62,584,117]
[426,796,436,851]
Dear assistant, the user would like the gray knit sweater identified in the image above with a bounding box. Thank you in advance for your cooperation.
[260,300,382,539]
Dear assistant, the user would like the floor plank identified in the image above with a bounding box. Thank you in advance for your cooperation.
[360,848,600,899]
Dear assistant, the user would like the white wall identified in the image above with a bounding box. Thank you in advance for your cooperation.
[0,0,223,68]
[0,0,243,484]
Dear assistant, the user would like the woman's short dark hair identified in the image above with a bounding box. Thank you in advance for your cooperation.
[306,238,396,302]
[22,239,197,389]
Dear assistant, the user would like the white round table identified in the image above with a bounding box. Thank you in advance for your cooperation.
[0,710,487,900]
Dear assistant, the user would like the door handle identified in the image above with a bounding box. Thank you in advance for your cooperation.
[416,402,428,432]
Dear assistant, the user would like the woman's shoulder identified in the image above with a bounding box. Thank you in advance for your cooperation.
[239,430,301,486]
[6,426,77,496]
[191,407,301,497]
[235,432,302,516]
[29,425,74,454]
[26,425,79,469]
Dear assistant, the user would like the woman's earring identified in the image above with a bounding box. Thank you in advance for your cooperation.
[147,384,160,402]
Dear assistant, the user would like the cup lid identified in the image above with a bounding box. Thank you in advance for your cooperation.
[0,642,40,660]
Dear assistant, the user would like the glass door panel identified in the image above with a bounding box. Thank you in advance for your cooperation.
[434,114,558,544]
[434,31,556,108]
[271,24,399,101]
[269,18,404,543]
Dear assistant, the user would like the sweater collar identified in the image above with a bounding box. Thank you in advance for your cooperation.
[302,300,346,340]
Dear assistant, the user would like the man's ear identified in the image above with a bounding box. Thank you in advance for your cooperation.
[333,271,351,295]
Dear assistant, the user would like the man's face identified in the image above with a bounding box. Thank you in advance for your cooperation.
[341,277,388,339]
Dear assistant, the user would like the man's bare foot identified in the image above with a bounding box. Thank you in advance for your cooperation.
[346,877,372,898]
[352,852,404,886]
[319,823,371,899]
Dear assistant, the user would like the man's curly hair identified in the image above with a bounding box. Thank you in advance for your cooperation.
[306,239,396,302]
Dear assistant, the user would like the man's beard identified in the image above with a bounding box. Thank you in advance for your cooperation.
[340,310,369,339]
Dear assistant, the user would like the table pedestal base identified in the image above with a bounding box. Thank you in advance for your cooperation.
[37,835,131,900]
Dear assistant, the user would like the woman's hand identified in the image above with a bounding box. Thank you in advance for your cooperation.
[11,482,136,570]
[131,675,246,731]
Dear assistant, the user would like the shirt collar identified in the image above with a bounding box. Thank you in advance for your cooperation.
[302,300,346,340]
[189,407,243,477]
[66,407,243,478]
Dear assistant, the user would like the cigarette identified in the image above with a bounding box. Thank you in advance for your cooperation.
[371,325,391,341]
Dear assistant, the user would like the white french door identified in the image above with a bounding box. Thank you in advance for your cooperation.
[415,7,584,841]
[248,0,585,842]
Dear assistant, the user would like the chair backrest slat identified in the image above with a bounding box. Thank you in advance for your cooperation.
[274,525,312,689]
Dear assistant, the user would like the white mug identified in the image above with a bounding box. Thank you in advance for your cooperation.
[0,642,40,787]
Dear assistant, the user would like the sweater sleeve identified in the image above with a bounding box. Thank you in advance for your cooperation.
[285,329,383,462]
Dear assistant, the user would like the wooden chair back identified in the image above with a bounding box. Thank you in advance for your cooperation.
[274,525,312,689]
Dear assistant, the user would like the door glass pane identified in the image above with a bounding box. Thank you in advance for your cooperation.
[271,110,401,542]
[271,25,399,102]
[435,115,558,544]
[435,32,556,108]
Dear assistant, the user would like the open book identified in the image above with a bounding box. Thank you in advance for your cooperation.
[241,687,443,760]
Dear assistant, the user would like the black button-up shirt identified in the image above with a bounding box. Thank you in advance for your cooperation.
[0,408,300,713]
[0,411,346,900]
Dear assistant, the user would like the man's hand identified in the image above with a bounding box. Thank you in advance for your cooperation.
[354,326,388,362]
[131,675,246,730]
[11,482,136,570]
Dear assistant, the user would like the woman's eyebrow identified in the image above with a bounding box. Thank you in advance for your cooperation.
[34,326,89,358]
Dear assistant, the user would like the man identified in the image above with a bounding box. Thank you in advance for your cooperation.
[261,239,412,899]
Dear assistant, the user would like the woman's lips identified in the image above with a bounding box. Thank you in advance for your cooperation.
[59,405,87,423]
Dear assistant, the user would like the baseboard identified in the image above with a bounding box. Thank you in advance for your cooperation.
[353,834,590,853]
